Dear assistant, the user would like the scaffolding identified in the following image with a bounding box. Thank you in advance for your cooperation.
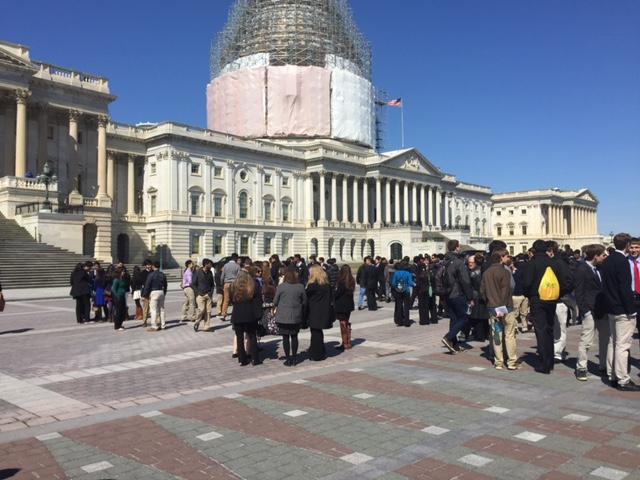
[211,0,372,80]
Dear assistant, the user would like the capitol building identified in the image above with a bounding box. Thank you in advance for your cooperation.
[0,0,599,266]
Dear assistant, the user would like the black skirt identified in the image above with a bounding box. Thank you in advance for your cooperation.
[277,322,300,336]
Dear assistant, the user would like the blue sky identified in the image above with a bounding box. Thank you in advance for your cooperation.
[2,0,638,234]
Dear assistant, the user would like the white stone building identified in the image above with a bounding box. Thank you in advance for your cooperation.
[491,188,601,255]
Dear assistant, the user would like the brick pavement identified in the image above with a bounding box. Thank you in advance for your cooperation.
[0,295,639,479]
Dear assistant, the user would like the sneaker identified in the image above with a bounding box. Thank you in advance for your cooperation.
[358,306,365,311]
[495,364,504,370]
[441,336,456,354]
[616,381,640,392]
[507,364,521,371]
[575,369,588,381]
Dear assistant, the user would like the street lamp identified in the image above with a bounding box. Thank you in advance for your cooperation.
[37,161,57,212]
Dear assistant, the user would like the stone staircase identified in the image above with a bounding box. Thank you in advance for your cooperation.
[0,213,93,289]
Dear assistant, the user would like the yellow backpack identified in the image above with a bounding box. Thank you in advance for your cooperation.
[538,266,560,301]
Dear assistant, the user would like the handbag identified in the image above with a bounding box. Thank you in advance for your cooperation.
[0,293,5,312]
[133,290,141,300]
[260,307,279,336]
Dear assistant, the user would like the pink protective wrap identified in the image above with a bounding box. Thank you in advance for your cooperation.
[266,66,331,137]
[206,68,267,137]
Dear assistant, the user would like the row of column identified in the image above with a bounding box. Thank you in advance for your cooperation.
[547,204,597,236]
[106,150,138,215]
[311,172,453,227]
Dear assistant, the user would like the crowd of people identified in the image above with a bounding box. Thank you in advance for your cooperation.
[66,234,640,390]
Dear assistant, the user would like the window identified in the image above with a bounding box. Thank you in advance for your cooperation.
[213,235,223,255]
[497,226,502,236]
[190,233,201,255]
[149,230,156,250]
[213,195,223,217]
[521,225,528,235]
[264,236,272,255]
[282,176,289,187]
[239,170,247,181]
[239,192,248,219]
[282,236,290,256]
[264,174,272,184]
[190,194,200,216]
[508,210,514,216]
[509,227,515,236]
[77,131,83,144]
[282,203,290,222]
[509,245,515,255]
[521,209,527,215]
[496,211,502,216]
[47,125,54,140]
[150,163,157,175]
[264,201,272,221]
[150,195,157,216]
[240,236,249,255]
[190,163,201,175]
[214,166,223,178]
[522,245,528,253]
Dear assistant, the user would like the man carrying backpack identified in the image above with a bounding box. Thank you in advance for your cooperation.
[522,239,573,374]
[441,240,474,353]
[391,259,416,326]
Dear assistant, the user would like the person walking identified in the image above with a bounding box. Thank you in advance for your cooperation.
[142,261,167,332]
[600,233,640,391]
[391,259,415,327]
[335,264,355,350]
[181,260,197,322]
[219,253,240,320]
[481,249,517,370]
[305,265,334,361]
[70,261,92,324]
[574,244,609,381]
[274,267,307,366]
[192,259,215,332]
[111,268,128,331]
[139,260,153,326]
[522,240,572,374]
[441,240,474,353]
[230,271,263,366]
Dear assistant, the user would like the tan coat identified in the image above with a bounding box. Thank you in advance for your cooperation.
[480,263,514,309]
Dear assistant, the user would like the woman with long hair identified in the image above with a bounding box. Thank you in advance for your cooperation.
[305,265,334,361]
[130,265,144,320]
[334,264,355,350]
[269,254,282,285]
[273,267,307,366]
[112,268,128,331]
[230,270,263,366]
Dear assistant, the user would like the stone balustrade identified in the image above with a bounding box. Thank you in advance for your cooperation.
[0,176,57,192]
[34,62,110,93]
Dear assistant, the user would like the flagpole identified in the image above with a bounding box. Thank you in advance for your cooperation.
[401,104,405,148]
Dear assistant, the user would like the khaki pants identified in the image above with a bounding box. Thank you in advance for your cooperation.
[512,295,529,330]
[149,290,166,329]
[181,287,197,321]
[221,283,233,316]
[490,312,518,368]
[576,311,610,371]
[607,313,637,385]
[141,297,150,323]
[196,294,212,327]
[554,303,568,358]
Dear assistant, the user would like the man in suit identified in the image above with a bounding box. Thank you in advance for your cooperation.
[600,233,639,391]
[574,244,609,381]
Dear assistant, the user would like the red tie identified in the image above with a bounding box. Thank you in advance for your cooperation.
[634,260,640,295]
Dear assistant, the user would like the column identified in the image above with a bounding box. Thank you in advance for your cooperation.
[363,179,369,225]
[403,182,409,224]
[375,177,382,226]
[443,193,450,227]
[255,167,264,221]
[37,104,48,173]
[385,179,391,224]
[127,155,135,215]
[352,177,359,223]
[14,90,29,177]
[3,103,16,176]
[274,169,281,222]
[319,172,326,223]
[592,209,598,234]
[426,186,433,226]
[68,110,79,191]
[394,180,400,223]
[420,185,426,226]
[342,175,348,223]
[411,183,418,223]
[107,151,115,199]
[96,115,107,197]
[435,187,442,227]
[330,173,337,223]
[304,174,313,223]
[226,160,235,219]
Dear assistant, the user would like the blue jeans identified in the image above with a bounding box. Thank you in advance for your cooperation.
[445,296,469,345]
[358,286,367,308]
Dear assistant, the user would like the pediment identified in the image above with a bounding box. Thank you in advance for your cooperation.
[0,48,36,71]
[576,189,598,204]
[380,148,443,177]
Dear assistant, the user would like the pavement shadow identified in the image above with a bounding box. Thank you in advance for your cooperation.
[0,328,33,335]
[0,469,20,479]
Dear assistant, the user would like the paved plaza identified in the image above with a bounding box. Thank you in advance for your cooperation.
[0,288,638,480]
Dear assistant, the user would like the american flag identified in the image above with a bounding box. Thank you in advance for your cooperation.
[386,98,403,107]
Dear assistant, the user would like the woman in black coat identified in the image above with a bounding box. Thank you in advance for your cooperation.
[70,261,92,324]
[334,265,355,350]
[230,271,264,366]
[305,265,334,361]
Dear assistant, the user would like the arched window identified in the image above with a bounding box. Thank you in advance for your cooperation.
[239,192,248,219]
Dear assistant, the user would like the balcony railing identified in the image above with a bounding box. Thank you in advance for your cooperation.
[15,202,84,216]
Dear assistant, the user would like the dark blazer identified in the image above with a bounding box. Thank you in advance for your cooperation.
[231,282,263,325]
[69,269,91,298]
[600,251,634,315]
[574,261,606,318]
[192,269,215,297]
[334,283,355,314]
[274,282,307,325]
[305,283,333,329]
[362,265,378,289]
[522,253,573,302]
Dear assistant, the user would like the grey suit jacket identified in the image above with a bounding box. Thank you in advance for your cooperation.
[274,282,307,325]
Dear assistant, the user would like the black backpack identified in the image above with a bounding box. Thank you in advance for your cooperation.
[434,260,453,296]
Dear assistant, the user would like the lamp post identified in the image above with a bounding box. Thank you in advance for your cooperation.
[37,161,57,212]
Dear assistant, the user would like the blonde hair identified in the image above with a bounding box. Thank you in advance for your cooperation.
[232,271,255,303]
[307,264,328,286]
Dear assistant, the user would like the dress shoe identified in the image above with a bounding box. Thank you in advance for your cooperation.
[535,367,551,375]
[616,381,640,392]
[239,360,250,366]
[251,360,263,366]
